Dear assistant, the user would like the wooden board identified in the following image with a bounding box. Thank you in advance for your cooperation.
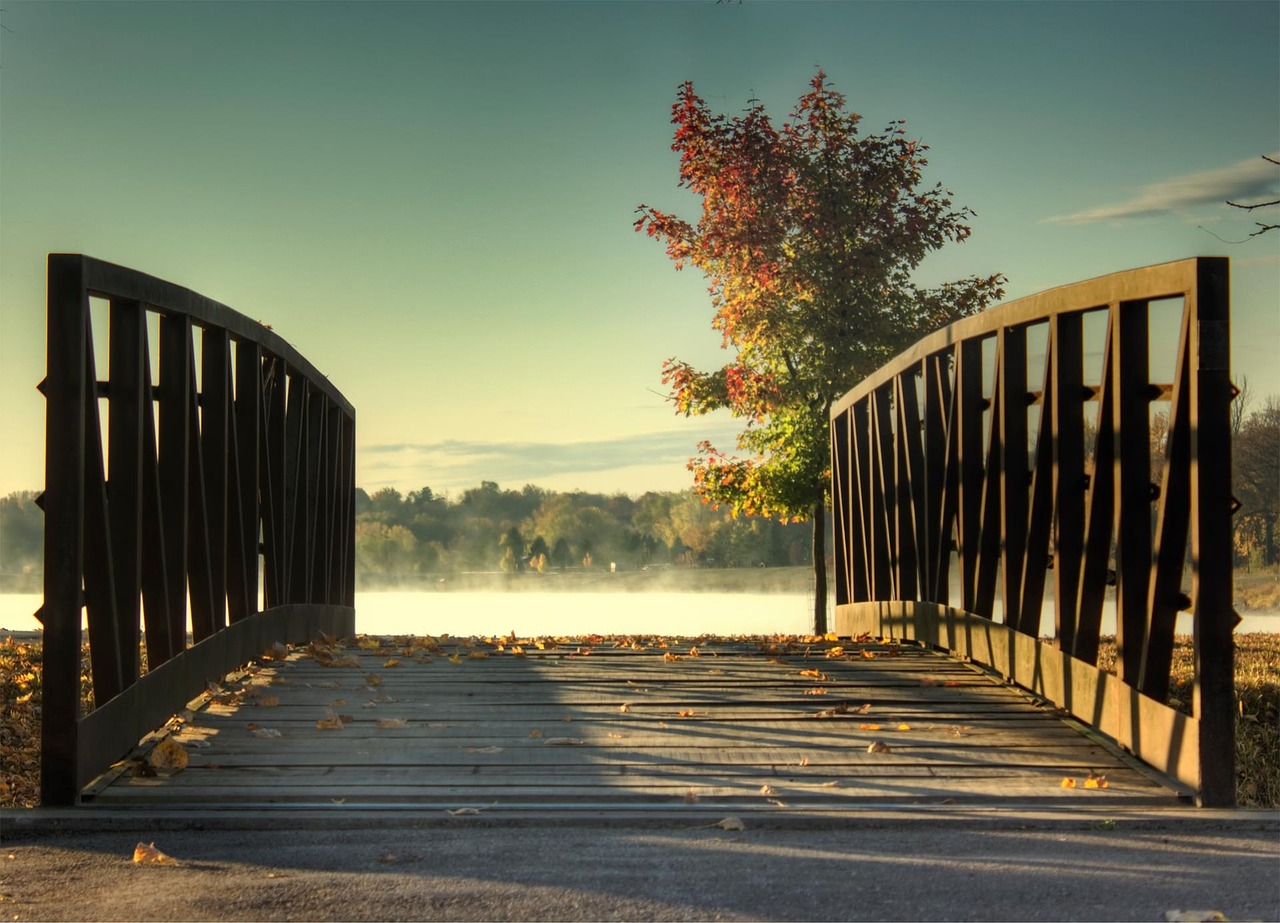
[86,637,1183,810]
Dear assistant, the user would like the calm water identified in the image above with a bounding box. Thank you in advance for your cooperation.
[3,591,1276,638]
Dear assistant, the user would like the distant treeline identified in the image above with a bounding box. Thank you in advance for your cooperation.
[354,482,813,577]
[0,483,814,590]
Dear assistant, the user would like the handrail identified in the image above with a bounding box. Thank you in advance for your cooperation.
[829,258,1235,806]
[39,254,356,804]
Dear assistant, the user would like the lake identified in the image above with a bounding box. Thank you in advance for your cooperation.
[3,590,1277,639]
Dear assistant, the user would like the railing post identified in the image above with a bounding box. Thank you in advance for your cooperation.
[1191,257,1234,807]
[40,255,88,806]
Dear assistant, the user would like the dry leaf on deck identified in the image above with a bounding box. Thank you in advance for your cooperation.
[528,729,543,739]
[663,652,682,662]
[619,703,632,713]
[896,724,912,731]
[1084,773,1109,789]
[316,709,345,730]
[376,718,407,729]
[759,784,776,795]
[867,740,892,753]
[1061,776,1078,788]
[799,668,828,680]
[149,738,188,770]
[861,650,876,659]
[803,687,828,696]
[715,816,745,831]
[464,745,503,754]
[859,723,882,731]
[251,727,282,739]
[383,658,401,668]
[132,842,179,865]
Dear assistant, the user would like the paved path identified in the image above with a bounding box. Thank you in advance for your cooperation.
[2,808,1277,921]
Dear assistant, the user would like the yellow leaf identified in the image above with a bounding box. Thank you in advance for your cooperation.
[509,645,526,656]
[859,723,882,731]
[1085,773,1109,789]
[896,723,912,731]
[448,653,463,665]
[149,738,188,770]
[358,637,381,650]
[1061,777,1077,788]
[383,658,402,668]
[375,718,407,729]
[803,687,828,696]
[799,668,829,680]
[132,842,178,865]
[823,633,839,642]
[619,703,632,713]
[677,709,700,718]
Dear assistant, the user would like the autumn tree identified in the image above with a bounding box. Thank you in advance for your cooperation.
[636,72,1004,632]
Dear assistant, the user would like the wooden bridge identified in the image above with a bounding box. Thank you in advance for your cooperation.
[38,255,1236,812]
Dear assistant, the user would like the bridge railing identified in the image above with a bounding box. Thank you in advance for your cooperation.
[829,258,1235,806]
[39,254,356,805]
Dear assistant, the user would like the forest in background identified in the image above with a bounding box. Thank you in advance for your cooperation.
[0,482,814,592]
[1,393,1275,590]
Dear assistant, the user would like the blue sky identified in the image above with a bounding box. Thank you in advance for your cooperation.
[1,1,1277,499]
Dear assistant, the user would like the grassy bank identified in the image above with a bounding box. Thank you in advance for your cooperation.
[2,630,1276,809]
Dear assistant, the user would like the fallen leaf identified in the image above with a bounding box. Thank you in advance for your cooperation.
[798,756,810,767]
[528,729,543,739]
[467,651,489,660]
[149,738,188,770]
[715,816,745,831]
[825,647,845,658]
[383,658,402,668]
[448,653,463,665]
[1061,777,1078,788]
[316,709,345,730]
[1085,773,1109,789]
[867,740,892,753]
[861,650,876,659]
[376,718,408,729]
[859,723,882,731]
[799,668,829,680]
[677,710,700,718]
[896,723,912,731]
[619,703,632,713]
[1163,912,1227,922]
[251,727,282,739]
[330,698,348,707]
[464,745,503,754]
[365,673,382,687]
[767,798,789,807]
[759,784,776,795]
[803,687,828,696]
[132,842,178,865]
[663,652,683,662]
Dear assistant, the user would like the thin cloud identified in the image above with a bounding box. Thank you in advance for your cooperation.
[358,423,746,493]
[1045,153,1280,225]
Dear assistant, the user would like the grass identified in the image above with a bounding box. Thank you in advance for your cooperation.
[1,629,1277,809]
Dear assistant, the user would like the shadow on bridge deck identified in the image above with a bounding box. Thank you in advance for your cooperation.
[82,636,1187,815]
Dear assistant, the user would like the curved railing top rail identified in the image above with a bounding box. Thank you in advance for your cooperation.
[832,257,1217,417]
[54,253,354,417]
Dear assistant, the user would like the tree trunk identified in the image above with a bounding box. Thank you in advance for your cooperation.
[812,503,828,635]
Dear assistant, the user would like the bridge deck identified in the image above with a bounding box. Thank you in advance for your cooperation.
[85,636,1184,811]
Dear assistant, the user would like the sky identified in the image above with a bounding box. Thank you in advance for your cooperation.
[1,1,1277,501]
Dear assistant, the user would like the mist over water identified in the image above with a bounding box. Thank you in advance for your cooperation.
[2,590,1276,638]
